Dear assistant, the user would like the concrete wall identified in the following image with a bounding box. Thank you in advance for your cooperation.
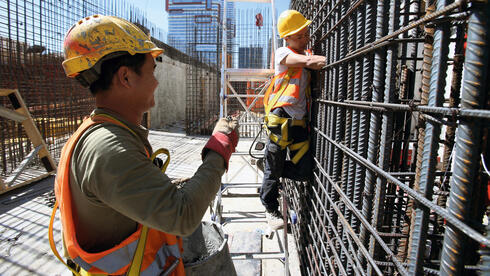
[148,41,219,132]
[150,54,187,129]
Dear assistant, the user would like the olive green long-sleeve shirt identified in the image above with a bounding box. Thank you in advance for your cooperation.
[69,108,225,253]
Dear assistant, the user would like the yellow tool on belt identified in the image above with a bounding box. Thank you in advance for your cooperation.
[49,114,171,276]
[263,70,310,164]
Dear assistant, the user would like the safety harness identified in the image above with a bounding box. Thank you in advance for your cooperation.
[263,49,312,164]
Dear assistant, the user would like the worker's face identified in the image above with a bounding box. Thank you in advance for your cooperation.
[285,27,310,51]
[130,53,159,112]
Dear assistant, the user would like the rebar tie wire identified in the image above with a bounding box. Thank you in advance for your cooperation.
[482,154,490,177]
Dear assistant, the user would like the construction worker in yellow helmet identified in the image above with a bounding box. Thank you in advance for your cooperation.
[52,15,239,276]
[260,10,326,230]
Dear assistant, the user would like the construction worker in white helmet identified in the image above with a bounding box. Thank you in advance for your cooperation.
[50,15,239,275]
[260,10,326,229]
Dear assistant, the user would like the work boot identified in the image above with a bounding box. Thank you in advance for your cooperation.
[256,158,264,172]
[266,209,284,230]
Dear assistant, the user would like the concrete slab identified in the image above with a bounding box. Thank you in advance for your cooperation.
[0,177,70,276]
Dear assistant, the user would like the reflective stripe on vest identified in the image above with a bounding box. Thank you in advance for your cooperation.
[74,241,181,274]
[140,244,181,276]
[54,114,185,276]
[274,76,300,87]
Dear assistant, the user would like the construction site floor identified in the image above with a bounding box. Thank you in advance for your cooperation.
[0,127,300,276]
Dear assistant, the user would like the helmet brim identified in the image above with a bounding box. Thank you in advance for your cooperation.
[280,20,312,38]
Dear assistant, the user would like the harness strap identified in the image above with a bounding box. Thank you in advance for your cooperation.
[80,270,106,276]
[263,113,309,164]
[126,225,149,276]
[266,113,306,128]
[289,141,309,164]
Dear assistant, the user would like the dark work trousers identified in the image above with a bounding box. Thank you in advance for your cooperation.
[259,107,313,212]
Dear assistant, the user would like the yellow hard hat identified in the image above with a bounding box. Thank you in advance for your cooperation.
[62,15,163,79]
[277,10,312,38]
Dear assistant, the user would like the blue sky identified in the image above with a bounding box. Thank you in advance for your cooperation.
[128,0,291,39]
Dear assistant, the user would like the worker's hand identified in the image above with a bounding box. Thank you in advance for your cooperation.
[202,117,240,169]
[213,116,239,139]
[305,55,326,70]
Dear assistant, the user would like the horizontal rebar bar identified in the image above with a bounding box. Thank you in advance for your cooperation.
[317,99,490,119]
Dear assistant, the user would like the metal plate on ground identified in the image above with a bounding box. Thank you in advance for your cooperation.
[229,230,262,276]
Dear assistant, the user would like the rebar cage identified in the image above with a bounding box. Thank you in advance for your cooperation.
[287,0,490,275]
[185,13,220,135]
[166,1,227,135]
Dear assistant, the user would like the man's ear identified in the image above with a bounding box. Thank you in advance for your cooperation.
[115,66,131,89]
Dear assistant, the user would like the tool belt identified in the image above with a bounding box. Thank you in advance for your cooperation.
[264,113,309,164]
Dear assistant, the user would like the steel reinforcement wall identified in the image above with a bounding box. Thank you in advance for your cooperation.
[287,0,490,275]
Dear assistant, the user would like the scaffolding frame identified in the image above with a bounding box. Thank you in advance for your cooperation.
[214,1,294,275]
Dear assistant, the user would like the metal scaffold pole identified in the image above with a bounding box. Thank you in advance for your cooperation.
[220,0,228,118]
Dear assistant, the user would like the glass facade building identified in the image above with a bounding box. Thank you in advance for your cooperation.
[166,0,235,65]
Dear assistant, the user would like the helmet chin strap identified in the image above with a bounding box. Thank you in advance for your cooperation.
[76,68,99,87]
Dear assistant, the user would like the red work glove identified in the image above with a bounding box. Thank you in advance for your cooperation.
[202,117,239,169]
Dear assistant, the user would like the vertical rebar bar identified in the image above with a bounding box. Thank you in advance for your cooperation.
[332,0,349,262]
[325,2,338,264]
[369,0,399,271]
[402,0,436,263]
[358,0,390,268]
[394,0,420,261]
[349,1,366,234]
[340,0,357,268]
[352,0,375,236]
[407,0,452,273]
[440,1,490,275]
[436,24,465,233]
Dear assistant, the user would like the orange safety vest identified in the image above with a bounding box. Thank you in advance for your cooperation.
[53,114,185,276]
[263,47,312,114]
